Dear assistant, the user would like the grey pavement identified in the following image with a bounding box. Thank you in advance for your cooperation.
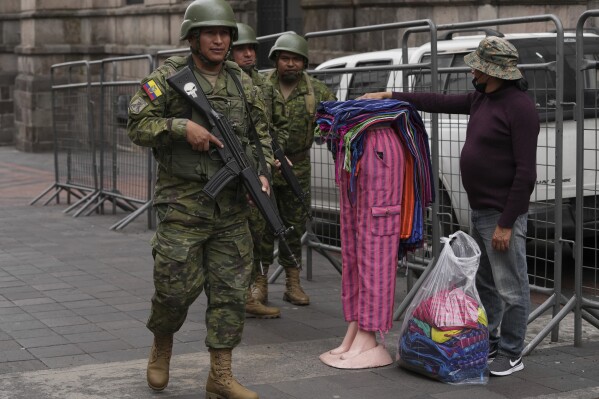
[1,145,599,399]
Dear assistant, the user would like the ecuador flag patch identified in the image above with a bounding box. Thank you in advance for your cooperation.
[142,80,163,101]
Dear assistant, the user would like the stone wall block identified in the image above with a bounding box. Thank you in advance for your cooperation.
[0,99,13,114]
[2,20,21,46]
[0,84,13,100]
[0,113,15,145]
[0,52,17,74]
[63,18,83,45]
[0,0,20,14]
[88,15,114,46]
[304,8,354,65]
[14,74,52,140]
[118,14,172,47]
[21,19,65,47]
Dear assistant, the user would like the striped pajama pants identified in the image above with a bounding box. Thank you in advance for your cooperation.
[339,126,405,334]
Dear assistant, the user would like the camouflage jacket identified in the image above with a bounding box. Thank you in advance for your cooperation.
[246,67,266,88]
[244,67,289,164]
[266,70,336,155]
[127,56,273,218]
[240,67,290,153]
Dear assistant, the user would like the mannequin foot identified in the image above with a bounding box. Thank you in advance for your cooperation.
[331,321,359,355]
[327,344,393,369]
[319,350,342,365]
[319,321,359,366]
[339,328,376,360]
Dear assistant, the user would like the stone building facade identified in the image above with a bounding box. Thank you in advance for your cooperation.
[1,0,598,151]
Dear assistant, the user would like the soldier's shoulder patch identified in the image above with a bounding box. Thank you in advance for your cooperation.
[129,96,148,115]
[142,79,163,101]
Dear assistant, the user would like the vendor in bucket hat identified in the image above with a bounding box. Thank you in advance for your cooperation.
[358,34,539,379]
[464,36,523,80]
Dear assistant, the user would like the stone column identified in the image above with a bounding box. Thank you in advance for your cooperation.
[0,0,20,146]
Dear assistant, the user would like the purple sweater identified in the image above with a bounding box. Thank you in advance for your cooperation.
[392,84,540,228]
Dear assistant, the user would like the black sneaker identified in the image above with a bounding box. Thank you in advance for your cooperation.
[489,354,524,376]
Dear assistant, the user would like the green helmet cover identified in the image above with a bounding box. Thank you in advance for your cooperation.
[268,32,308,62]
[233,23,258,47]
[180,0,238,41]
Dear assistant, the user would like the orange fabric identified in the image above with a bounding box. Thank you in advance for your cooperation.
[400,149,415,239]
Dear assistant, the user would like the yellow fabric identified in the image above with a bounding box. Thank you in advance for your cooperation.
[431,327,462,343]
[478,307,488,326]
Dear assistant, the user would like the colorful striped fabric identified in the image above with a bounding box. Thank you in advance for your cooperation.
[399,306,489,384]
[399,324,489,384]
[315,99,434,253]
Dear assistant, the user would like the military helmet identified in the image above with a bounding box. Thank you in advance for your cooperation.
[268,32,309,62]
[179,0,238,41]
[233,23,258,47]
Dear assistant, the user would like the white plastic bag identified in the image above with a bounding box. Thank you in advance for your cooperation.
[397,231,489,384]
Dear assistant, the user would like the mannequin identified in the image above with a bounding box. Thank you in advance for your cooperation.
[319,124,403,369]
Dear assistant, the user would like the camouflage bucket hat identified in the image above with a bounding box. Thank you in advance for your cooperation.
[464,36,522,80]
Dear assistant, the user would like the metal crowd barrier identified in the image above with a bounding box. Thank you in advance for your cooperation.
[573,10,599,347]
[31,61,97,210]
[32,56,155,230]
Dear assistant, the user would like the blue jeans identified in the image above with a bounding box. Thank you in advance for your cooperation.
[471,209,530,357]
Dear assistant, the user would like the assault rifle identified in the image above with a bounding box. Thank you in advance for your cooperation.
[167,66,299,267]
[270,139,312,220]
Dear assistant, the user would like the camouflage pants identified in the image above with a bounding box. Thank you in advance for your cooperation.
[248,206,267,282]
[260,158,311,268]
[146,205,253,349]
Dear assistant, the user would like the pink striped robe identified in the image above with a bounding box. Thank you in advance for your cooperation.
[339,126,405,334]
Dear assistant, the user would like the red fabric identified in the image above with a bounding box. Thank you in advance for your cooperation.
[412,288,479,330]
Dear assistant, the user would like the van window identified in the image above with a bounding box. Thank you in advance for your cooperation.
[347,60,392,99]
[313,64,345,94]
[410,53,454,93]
[446,55,470,94]
[511,37,599,119]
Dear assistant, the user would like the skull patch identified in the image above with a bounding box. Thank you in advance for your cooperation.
[184,82,198,98]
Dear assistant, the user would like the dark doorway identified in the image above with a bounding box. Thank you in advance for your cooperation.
[256,0,303,69]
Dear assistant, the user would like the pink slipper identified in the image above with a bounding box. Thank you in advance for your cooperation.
[326,344,393,369]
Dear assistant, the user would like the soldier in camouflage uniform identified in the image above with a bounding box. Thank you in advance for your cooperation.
[230,23,266,89]
[230,22,283,319]
[260,33,336,306]
[127,1,273,398]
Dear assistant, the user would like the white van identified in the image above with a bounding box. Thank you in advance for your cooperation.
[310,31,599,246]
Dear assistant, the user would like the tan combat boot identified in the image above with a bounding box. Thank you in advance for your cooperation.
[245,288,280,319]
[147,334,173,391]
[283,267,310,306]
[205,348,259,399]
[251,273,269,304]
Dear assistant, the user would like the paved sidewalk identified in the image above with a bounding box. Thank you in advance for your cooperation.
[1,146,599,399]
